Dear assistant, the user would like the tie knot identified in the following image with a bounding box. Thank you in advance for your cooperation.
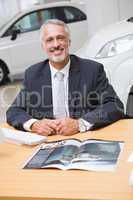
[55,71,64,81]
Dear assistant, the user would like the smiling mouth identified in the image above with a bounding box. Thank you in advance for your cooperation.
[50,47,64,53]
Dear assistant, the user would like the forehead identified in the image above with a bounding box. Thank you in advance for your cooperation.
[43,24,68,38]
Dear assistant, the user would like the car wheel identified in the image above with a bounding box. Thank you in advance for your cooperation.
[0,63,9,85]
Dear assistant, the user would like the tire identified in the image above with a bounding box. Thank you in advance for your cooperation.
[0,63,9,85]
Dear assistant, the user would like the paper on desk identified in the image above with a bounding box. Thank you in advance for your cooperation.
[128,152,133,162]
[0,127,47,145]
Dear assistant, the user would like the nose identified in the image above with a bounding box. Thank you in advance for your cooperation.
[53,38,59,47]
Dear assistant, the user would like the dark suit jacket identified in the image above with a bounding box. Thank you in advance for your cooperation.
[6,55,124,130]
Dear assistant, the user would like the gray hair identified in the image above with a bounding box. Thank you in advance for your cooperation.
[40,19,70,43]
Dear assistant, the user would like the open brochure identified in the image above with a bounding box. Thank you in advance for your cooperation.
[23,139,124,171]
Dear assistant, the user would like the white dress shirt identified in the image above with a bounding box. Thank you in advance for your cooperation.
[23,59,92,132]
[49,60,70,118]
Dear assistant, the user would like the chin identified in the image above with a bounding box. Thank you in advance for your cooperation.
[51,55,66,63]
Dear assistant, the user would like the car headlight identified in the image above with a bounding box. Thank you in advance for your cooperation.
[95,34,133,58]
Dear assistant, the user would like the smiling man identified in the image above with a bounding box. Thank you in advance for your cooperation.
[6,19,124,136]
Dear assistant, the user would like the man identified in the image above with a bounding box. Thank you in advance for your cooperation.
[6,19,124,136]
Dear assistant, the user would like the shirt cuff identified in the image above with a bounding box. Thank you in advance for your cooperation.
[79,118,93,132]
[23,119,38,131]
[82,119,93,130]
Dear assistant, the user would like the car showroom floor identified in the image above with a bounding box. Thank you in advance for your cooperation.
[0,81,22,123]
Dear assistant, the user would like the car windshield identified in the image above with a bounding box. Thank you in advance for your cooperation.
[0,13,19,32]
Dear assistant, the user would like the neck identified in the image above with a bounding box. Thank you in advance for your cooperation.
[49,56,70,70]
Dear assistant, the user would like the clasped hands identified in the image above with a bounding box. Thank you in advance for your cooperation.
[31,118,79,136]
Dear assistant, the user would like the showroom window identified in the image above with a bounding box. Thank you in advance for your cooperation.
[14,12,41,32]
[63,6,87,23]
[40,8,59,21]
[4,11,43,36]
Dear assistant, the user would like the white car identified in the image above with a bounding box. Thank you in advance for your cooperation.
[78,16,133,112]
[0,1,88,84]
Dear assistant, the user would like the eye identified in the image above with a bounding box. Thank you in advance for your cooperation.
[57,35,66,41]
[46,37,53,43]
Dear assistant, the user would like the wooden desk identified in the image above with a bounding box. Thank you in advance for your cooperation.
[0,119,133,200]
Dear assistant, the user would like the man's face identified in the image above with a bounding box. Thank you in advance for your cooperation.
[42,24,70,65]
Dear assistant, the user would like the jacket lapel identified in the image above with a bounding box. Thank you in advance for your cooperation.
[41,62,53,118]
[68,56,81,118]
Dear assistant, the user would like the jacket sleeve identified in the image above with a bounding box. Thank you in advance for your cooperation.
[82,64,125,129]
[6,71,33,130]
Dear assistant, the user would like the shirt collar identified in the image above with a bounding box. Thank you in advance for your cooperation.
[49,59,70,79]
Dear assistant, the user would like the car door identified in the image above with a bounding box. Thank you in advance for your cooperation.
[3,11,45,75]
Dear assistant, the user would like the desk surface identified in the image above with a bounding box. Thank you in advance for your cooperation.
[0,119,133,200]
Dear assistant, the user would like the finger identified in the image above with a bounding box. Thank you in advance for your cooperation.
[54,119,61,126]
[56,123,62,133]
[41,119,57,132]
[57,125,65,135]
[47,121,57,130]
[36,124,54,136]
[39,121,54,131]
[43,126,54,135]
